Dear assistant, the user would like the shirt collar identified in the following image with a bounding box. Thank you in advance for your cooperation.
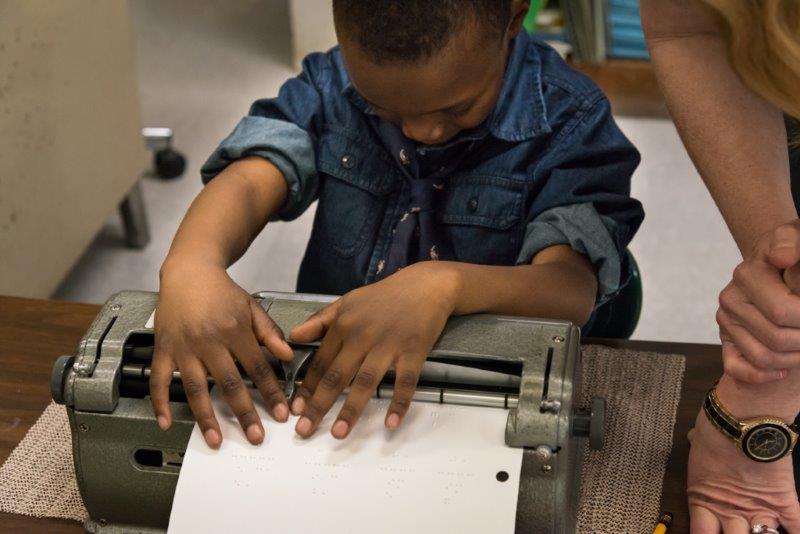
[486,30,551,141]
[342,30,551,144]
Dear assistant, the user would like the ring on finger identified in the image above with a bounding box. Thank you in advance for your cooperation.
[751,524,780,534]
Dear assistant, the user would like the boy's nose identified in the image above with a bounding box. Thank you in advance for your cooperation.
[401,119,446,145]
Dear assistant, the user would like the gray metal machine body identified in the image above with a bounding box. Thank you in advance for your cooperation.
[51,291,604,533]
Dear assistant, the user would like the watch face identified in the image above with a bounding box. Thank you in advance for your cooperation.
[743,424,792,462]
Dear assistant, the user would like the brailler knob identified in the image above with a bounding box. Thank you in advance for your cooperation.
[51,355,75,405]
[589,397,606,450]
[572,396,606,451]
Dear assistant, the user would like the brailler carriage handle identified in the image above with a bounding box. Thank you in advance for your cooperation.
[281,346,315,401]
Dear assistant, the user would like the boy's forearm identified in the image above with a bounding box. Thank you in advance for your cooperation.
[642,0,795,255]
[431,245,598,326]
[161,157,288,272]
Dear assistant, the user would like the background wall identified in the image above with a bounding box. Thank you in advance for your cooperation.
[289,0,337,70]
[0,0,145,298]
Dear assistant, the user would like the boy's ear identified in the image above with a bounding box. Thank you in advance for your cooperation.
[507,0,530,40]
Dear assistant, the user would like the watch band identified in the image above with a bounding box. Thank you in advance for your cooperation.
[703,385,800,459]
[703,386,744,441]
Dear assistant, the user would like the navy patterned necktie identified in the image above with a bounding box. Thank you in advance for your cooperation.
[374,121,456,279]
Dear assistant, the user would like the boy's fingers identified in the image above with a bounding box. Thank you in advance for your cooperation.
[204,352,264,445]
[209,353,264,445]
[332,353,391,439]
[386,362,421,429]
[233,335,289,422]
[295,348,360,438]
[178,359,223,449]
[250,299,293,361]
[291,331,342,415]
[289,301,340,343]
[149,348,176,430]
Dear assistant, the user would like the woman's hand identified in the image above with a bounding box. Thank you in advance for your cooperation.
[288,261,459,439]
[151,260,294,448]
[688,410,800,533]
[717,220,800,383]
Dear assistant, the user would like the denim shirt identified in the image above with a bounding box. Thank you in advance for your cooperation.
[201,31,644,308]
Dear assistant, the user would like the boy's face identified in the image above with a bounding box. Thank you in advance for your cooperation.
[339,9,526,146]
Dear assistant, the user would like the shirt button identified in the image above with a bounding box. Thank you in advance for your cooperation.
[341,154,355,169]
[399,148,411,165]
[468,197,478,212]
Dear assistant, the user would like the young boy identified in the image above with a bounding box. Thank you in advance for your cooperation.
[150,0,644,449]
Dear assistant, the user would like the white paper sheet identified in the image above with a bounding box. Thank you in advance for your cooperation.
[168,388,523,534]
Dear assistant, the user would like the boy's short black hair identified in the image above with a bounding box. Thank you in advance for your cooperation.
[332,0,514,63]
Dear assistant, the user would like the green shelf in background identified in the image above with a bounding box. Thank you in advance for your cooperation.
[523,0,544,33]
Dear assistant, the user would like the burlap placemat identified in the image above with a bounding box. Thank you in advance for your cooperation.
[577,345,685,533]
[0,401,87,521]
[0,345,685,532]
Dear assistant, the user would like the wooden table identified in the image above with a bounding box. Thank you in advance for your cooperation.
[0,296,722,533]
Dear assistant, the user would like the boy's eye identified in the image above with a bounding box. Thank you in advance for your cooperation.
[447,103,473,117]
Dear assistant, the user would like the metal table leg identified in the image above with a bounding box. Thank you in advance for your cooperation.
[118,181,150,249]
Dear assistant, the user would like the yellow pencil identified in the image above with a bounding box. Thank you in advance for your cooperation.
[652,512,673,534]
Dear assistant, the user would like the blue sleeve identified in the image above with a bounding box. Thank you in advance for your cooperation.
[516,95,644,306]
[200,53,329,221]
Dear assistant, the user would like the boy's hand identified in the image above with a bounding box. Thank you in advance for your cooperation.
[151,262,294,448]
[289,262,459,439]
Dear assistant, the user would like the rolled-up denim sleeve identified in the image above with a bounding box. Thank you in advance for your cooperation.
[516,204,627,304]
[518,95,644,306]
[200,117,317,220]
[200,53,330,221]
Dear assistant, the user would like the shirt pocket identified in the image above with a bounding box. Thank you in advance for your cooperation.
[316,128,398,258]
[437,174,524,265]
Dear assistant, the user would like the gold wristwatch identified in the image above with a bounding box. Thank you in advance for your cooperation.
[703,386,799,462]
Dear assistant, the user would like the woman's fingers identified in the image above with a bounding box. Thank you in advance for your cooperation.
[332,351,392,439]
[178,358,223,448]
[732,260,800,328]
[750,516,784,534]
[250,298,293,361]
[233,334,289,422]
[720,340,786,384]
[717,309,795,376]
[775,501,800,533]
[203,350,264,445]
[783,263,800,294]
[768,220,800,270]
[721,283,800,354]
[689,504,720,534]
[149,347,176,430]
[719,516,751,534]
